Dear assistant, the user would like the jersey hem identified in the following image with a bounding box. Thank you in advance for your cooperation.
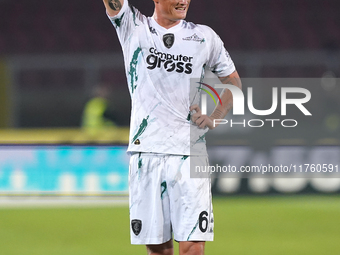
[127,149,208,156]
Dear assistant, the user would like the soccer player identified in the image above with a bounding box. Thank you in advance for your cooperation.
[102,0,241,254]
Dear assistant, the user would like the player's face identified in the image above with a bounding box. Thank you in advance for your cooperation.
[155,0,191,22]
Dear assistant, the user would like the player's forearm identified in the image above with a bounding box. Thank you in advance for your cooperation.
[210,70,242,120]
[103,0,124,17]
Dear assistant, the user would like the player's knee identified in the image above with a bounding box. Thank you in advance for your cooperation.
[179,241,205,255]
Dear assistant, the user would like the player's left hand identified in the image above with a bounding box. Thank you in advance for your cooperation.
[190,104,215,130]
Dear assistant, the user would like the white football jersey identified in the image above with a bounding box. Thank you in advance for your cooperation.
[108,0,235,155]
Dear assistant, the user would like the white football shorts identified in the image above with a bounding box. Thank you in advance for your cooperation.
[129,152,214,245]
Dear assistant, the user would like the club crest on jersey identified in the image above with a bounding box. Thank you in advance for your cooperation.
[131,219,142,236]
[163,33,175,49]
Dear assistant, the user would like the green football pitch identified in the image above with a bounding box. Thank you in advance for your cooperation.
[0,195,339,255]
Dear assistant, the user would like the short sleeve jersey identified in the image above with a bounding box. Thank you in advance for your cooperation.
[108,0,235,156]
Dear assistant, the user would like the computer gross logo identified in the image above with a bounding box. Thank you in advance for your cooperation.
[146,47,193,74]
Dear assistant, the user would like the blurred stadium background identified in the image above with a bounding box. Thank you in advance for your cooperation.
[0,0,339,254]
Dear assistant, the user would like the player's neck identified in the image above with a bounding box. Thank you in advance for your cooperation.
[152,13,181,29]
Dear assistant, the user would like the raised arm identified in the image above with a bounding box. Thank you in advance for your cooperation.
[190,70,242,129]
[103,0,124,17]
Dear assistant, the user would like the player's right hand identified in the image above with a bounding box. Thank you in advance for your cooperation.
[190,104,215,130]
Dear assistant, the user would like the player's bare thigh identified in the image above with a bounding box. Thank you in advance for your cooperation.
[179,241,205,255]
[146,239,173,255]
[146,240,205,255]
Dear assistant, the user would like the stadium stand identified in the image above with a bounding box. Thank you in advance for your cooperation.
[0,0,339,128]
[0,0,339,54]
